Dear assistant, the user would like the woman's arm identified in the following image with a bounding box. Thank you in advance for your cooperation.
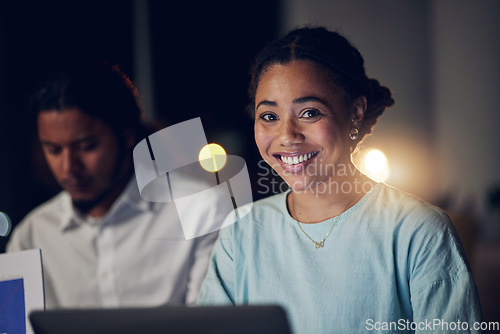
[408,211,483,333]
[196,226,236,305]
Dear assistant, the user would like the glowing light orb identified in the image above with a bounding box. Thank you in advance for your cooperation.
[199,143,227,172]
[0,212,11,237]
[363,149,390,182]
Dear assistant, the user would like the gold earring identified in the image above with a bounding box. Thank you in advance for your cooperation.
[349,128,359,141]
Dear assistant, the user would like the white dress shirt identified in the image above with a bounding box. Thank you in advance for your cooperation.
[7,177,223,309]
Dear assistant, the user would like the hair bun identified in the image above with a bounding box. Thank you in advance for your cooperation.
[365,78,394,121]
[355,78,394,142]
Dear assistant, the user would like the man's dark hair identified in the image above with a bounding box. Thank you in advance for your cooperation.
[30,60,143,141]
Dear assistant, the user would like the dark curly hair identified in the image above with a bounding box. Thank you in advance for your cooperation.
[247,26,394,147]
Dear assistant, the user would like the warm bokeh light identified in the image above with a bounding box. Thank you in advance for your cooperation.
[199,143,227,172]
[362,149,390,182]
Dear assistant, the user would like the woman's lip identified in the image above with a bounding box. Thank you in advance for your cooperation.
[273,151,319,165]
[272,151,319,171]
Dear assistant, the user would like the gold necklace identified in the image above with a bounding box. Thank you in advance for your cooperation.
[292,197,352,249]
[296,216,339,249]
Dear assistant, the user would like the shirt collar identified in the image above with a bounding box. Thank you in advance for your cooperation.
[59,177,156,232]
[59,192,76,231]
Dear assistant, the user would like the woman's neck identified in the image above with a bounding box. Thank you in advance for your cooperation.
[287,166,375,224]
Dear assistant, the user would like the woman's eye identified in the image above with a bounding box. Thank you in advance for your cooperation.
[301,108,321,118]
[259,113,278,122]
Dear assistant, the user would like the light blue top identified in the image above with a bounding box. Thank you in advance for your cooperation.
[197,183,482,333]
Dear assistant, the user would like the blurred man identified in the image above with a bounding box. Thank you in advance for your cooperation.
[7,61,222,309]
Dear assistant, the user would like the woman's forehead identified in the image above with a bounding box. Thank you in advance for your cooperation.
[255,60,345,106]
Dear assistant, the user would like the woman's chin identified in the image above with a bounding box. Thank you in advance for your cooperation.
[284,177,316,194]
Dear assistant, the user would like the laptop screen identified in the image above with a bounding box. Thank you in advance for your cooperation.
[30,305,292,334]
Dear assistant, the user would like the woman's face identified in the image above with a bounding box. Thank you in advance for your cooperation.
[254,60,360,193]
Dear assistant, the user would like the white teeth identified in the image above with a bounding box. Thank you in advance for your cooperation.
[280,152,316,165]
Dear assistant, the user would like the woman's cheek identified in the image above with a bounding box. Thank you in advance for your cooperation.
[254,125,268,152]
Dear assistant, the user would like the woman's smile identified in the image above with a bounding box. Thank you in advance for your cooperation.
[273,151,320,172]
[254,60,355,192]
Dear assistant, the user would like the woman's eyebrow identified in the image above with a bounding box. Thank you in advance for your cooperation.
[293,96,327,105]
[255,100,277,109]
[256,96,327,110]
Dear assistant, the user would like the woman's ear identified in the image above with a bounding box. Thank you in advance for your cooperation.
[350,96,367,126]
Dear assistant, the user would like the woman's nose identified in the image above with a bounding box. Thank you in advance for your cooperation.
[279,119,305,146]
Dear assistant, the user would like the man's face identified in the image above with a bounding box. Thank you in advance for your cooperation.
[38,108,121,204]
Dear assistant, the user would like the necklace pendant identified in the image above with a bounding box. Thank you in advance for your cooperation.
[315,241,324,249]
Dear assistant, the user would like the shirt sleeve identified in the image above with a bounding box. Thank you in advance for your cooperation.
[411,272,483,333]
[185,231,219,304]
[408,211,483,333]
[6,219,32,252]
[184,189,233,305]
[196,225,235,305]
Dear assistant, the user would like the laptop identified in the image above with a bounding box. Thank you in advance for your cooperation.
[30,305,292,334]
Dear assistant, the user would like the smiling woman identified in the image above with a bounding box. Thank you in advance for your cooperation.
[197,27,482,334]
[254,59,363,197]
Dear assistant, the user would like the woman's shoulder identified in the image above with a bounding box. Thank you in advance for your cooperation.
[219,191,289,237]
[370,183,451,227]
[350,183,459,248]
[365,184,470,280]
[251,191,289,214]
